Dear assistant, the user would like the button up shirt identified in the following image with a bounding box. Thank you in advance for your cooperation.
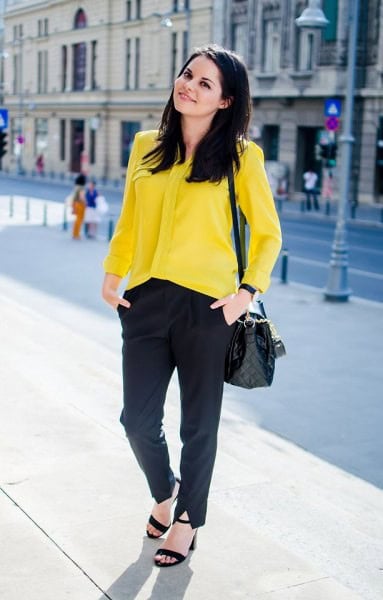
[103,130,282,298]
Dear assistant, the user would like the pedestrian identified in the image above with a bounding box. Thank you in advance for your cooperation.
[102,45,282,568]
[84,180,99,238]
[303,166,319,210]
[36,154,44,175]
[322,168,334,203]
[71,187,86,240]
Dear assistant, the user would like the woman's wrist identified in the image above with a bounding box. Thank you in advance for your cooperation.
[239,283,257,297]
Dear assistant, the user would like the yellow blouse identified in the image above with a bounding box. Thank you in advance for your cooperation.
[103,130,282,298]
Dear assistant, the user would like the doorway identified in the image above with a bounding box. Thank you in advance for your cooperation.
[70,119,85,173]
[295,126,322,192]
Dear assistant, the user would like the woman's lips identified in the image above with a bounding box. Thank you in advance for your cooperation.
[179,92,195,102]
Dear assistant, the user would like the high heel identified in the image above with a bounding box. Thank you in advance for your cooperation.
[146,477,180,539]
[154,517,197,567]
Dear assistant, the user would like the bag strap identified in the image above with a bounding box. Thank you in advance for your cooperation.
[228,164,244,281]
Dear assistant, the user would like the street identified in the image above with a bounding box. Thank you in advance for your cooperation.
[1,174,382,302]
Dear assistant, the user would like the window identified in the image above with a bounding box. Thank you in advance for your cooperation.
[35,118,48,156]
[61,46,67,91]
[60,120,66,161]
[134,38,140,89]
[90,129,96,165]
[232,23,248,60]
[136,0,141,19]
[262,125,280,161]
[182,30,189,63]
[37,50,48,93]
[170,32,177,85]
[74,8,87,29]
[262,20,280,73]
[121,121,140,167]
[296,31,315,71]
[13,54,20,94]
[73,42,87,91]
[38,18,49,37]
[125,39,131,89]
[126,0,132,21]
[91,41,97,89]
[323,0,338,42]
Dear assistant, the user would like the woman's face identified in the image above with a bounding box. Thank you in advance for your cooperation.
[173,55,230,121]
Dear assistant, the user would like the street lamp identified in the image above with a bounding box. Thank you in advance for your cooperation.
[295,0,329,29]
[297,0,359,302]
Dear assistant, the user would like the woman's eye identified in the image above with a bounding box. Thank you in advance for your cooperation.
[183,71,191,79]
[201,81,210,89]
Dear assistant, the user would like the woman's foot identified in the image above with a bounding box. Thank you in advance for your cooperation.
[146,479,180,539]
[154,512,197,567]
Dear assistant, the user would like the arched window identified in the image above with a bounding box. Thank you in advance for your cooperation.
[74,8,87,29]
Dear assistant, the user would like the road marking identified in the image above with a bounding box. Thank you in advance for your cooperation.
[286,233,383,256]
[290,255,383,280]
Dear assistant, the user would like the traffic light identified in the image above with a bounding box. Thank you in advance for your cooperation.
[0,130,8,158]
[319,142,337,167]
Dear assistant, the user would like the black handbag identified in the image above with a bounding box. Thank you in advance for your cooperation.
[224,166,286,389]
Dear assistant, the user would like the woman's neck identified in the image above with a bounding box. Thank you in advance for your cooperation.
[181,117,212,160]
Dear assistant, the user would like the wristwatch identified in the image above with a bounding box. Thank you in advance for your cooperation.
[239,283,258,297]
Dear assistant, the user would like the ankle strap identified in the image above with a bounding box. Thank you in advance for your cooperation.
[176,517,191,524]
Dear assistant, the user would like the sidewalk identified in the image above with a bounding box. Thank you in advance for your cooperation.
[1,198,383,599]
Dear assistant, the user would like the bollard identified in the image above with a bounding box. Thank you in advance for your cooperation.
[280,248,288,284]
[43,203,48,226]
[350,203,356,219]
[300,199,305,213]
[26,197,30,221]
[108,218,114,241]
[276,197,283,213]
[325,200,331,216]
[62,205,68,231]
[9,195,14,218]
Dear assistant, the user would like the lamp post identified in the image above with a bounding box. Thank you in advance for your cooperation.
[297,0,359,302]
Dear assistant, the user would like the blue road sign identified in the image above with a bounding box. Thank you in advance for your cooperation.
[0,108,9,130]
[324,99,342,118]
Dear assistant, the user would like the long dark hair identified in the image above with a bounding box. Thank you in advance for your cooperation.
[143,45,251,182]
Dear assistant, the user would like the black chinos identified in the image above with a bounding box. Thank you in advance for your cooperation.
[117,278,234,529]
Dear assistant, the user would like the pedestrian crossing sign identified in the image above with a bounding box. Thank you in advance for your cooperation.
[324,99,342,118]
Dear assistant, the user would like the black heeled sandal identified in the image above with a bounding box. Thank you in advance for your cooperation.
[146,477,181,539]
[154,517,198,567]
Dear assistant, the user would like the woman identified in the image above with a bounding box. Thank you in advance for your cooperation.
[84,180,99,238]
[102,45,281,567]
[71,188,86,240]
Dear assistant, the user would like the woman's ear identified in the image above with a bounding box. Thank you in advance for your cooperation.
[220,96,233,110]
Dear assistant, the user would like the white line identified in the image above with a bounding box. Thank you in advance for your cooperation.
[290,255,383,281]
[286,233,383,256]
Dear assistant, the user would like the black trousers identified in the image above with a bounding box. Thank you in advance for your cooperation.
[117,278,234,529]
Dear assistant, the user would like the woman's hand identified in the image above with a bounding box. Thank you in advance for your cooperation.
[210,288,253,325]
[102,273,131,310]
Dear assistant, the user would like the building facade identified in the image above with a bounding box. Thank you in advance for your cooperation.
[2,0,383,202]
[2,0,212,181]
[214,0,383,204]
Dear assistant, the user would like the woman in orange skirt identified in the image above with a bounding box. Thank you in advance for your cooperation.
[72,188,86,239]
